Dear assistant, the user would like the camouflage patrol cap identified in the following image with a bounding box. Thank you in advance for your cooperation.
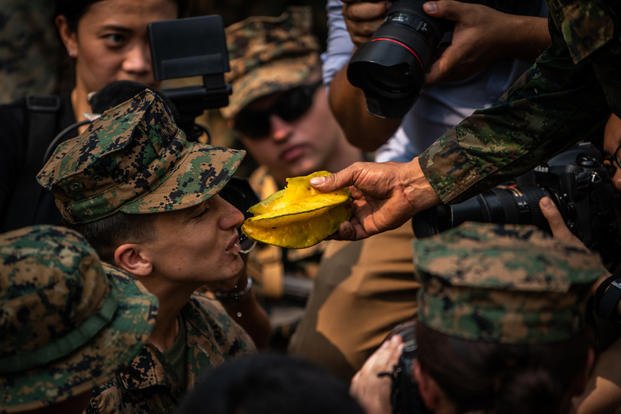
[221,6,321,119]
[414,222,605,344]
[0,225,158,412]
[37,88,245,224]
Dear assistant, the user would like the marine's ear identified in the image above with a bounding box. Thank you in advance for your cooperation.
[113,243,153,278]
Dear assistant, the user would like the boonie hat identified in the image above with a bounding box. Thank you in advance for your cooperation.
[37,89,245,224]
[221,6,321,119]
[414,222,606,344]
[0,225,158,412]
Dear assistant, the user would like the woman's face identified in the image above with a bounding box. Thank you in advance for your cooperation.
[57,0,178,95]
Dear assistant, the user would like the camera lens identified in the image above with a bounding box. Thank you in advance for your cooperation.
[347,0,452,118]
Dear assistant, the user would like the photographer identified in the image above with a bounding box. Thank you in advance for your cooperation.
[350,222,604,414]
[0,0,186,232]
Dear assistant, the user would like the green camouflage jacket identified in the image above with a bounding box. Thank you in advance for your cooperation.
[420,0,619,203]
[86,294,255,414]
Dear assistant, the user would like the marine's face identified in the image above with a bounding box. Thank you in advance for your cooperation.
[63,0,178,95]
[142,195,245,287]
[236,85,346,185]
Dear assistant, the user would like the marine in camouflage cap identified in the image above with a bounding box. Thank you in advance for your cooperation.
[221,6,321,119]
[414,222,606,344]
[36,88,245,224]
[0,225,158,412]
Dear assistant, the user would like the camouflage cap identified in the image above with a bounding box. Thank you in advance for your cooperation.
[0,225,158,412]
[37,89,245,224]
[221,6,321,119]
[414,222,606,344]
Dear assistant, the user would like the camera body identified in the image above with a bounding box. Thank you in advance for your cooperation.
[413,143,621,270]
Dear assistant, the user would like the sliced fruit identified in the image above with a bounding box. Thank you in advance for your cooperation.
[242,171,351,248]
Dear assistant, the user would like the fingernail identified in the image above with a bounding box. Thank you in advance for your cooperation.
[423,2,437,13]
[310,177,325,186]
[540,197,551,208]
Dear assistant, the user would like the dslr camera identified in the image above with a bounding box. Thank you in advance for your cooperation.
[346,0,538,118]
[413,143,621,271]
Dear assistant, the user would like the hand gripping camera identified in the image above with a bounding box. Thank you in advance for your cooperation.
[413,143,621,271]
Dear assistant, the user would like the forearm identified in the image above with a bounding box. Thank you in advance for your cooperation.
[420,31,610,203]
[329,66,401,151]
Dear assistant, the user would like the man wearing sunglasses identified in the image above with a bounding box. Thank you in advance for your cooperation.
[220,7,363,346]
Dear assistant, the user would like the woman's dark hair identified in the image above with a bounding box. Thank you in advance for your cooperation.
[415,323,591,414]
[54,0,190,32]
[177,354,364,414]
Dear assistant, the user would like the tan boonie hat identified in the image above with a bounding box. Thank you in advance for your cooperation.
[37,89,245,224]
[414,222,606,344]
[221,6,321,119]
[0,225,158,412]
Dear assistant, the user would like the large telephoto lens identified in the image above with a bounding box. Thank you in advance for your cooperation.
[413,185,550,238]
[347,0,451,118]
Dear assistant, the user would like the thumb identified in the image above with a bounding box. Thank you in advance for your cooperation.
[422,0,466,21]
[310,168,356,192]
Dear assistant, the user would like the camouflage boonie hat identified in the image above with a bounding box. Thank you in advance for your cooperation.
[221,6,321,119]
[37,89,245,224]
[414,222,605,344]
[0,225,157,412]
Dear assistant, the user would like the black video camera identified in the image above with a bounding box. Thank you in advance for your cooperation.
[148,15,231,141]
[413,143,621,271]
[346,0,541,118]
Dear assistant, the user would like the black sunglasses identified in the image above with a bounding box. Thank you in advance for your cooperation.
[233,82,321,139]
[604,143,621,177]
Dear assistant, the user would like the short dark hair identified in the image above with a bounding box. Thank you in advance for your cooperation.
[71,212,156,263]
[54,0,189,32]
[416,323,591,414]
[176,354,364,414]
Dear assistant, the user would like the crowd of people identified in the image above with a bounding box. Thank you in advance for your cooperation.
[1,0,620,413]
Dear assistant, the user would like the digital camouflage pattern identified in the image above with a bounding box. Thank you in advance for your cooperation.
[420,0,620,203]
[86,294,255,414]
[221,6,321,119]
[0,0,61,103]
[0,225,157,412]
[414,222,605,344]
[37,89,245,224]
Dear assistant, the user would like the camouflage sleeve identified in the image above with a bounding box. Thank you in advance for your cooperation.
[420,2,619,203]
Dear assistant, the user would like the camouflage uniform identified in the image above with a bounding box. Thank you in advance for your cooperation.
[0,225,157,413]
[37,89,256,413]
[420,0,620,203]
[0,0,62,103]
[414,222,606,343]
[87,295,254,413]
